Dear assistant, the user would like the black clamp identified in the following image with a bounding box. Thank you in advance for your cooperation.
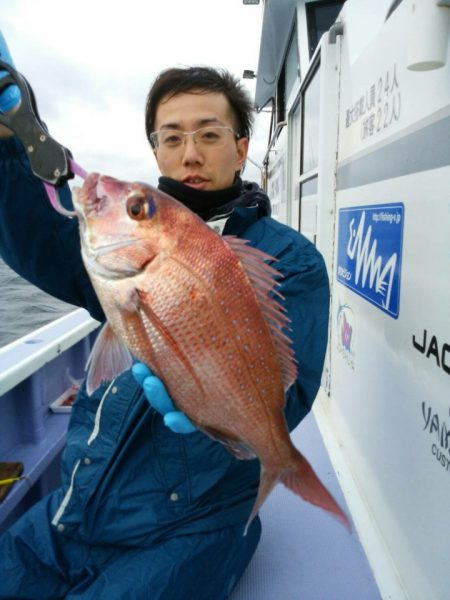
[0,58,74,187]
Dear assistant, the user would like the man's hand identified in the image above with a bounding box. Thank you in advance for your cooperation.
[132,363,196,434]
[0,31,21,137]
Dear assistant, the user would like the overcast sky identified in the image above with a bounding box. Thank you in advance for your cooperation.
[1,0,270,186]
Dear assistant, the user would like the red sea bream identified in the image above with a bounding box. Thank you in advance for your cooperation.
[73,173,349,531]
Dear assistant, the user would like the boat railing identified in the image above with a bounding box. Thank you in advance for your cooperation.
[0,309,99,532]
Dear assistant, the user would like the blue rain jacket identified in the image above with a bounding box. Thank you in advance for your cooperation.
[0,136,330,597]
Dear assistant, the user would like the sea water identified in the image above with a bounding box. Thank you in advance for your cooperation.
[0,259,73,347]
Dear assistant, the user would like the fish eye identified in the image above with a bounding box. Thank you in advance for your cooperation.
[126,193,156,221]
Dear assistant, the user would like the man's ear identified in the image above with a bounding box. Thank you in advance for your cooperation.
[235,137,249,171]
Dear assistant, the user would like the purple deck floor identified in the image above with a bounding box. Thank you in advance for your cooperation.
[231,411,381,600]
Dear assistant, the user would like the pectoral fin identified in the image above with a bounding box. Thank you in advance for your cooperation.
[85,322,133,395]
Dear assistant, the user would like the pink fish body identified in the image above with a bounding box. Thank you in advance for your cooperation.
[73,173,349,531]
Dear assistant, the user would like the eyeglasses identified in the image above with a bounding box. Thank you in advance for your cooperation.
[149,126,240,150]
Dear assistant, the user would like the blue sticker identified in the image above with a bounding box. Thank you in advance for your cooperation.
[336,203,404,318]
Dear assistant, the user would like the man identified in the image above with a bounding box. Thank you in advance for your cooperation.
[0,33,330,599]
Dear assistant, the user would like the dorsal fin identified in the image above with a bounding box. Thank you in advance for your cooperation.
[223,236,298,391]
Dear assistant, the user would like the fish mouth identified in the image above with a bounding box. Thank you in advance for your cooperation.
[73,173,119,219]
[72,173,100,215]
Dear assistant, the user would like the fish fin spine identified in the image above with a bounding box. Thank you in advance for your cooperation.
[223,236,297,391]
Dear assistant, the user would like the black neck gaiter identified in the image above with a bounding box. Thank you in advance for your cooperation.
[157,176,243,221]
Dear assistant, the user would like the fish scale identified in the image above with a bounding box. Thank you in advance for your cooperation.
[74,173,350,532]
[136,255,279,432]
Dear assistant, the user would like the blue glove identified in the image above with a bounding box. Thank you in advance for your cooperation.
[0,30,21,113]
[132,363,196,434]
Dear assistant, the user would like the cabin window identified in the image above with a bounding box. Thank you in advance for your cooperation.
[287,98,302,229]
[285,30,300,106]
[291,62,321,243]
[276,25,299,124]
[301,66,320,174]
[306,0,346,58]
[276,70,286,125]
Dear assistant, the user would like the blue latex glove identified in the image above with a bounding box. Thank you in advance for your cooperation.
[132,363,196,434]
[0,30,21,112]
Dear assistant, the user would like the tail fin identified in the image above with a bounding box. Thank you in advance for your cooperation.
[244,466,278,535]
[280,450,351,530]
[244,451,351,535]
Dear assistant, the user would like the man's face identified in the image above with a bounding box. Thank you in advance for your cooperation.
[153,91,249,191]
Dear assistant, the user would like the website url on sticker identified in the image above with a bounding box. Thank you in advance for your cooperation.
[372,212,401,224]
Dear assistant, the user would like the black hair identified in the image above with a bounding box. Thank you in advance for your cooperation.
[145,66,254,147]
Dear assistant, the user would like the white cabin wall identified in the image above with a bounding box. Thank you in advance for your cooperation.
[338,0,393,65]
[318,1,450,599]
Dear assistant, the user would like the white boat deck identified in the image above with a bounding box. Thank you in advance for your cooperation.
[231,411,381,600]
